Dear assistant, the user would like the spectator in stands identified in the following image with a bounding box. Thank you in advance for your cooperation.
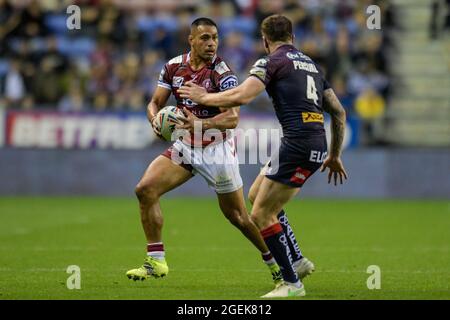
[0,0,397,146]
[2,59,26,107]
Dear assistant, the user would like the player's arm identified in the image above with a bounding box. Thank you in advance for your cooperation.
[147,86,171,138]
[320,88,348,185]
[204,107,240,130]
[178,77,265,108]
[147,86,171,122]
[178,106,240,132]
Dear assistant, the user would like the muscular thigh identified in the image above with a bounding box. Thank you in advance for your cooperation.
[251,177,299,228]
[248,173,265,203]
[138,155,193,196]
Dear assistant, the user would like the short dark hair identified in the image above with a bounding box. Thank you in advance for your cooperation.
[261,15,293,42]
[191,17,218,30]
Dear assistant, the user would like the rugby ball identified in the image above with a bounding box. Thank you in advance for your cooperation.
[154,106,185,141]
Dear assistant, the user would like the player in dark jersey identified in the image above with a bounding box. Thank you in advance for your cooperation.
[126,17,288,286]
[179,15,348,298]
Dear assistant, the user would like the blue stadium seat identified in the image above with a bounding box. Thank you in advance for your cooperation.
[45,14,69,35]
[136,16,179,33]
[220,17,256,36]
[57,36,96,57]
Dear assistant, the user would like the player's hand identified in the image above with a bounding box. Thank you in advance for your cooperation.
[320,156,348,185]
[175,108,201,133]
[178,81,207,104]
[150,115,164,140]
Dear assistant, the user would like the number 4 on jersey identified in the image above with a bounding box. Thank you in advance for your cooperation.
[306,75,318,105]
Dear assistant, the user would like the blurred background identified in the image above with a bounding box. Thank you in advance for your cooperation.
[0,0,449,198]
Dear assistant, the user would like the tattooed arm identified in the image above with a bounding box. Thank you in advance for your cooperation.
[320,88,348,185]
[322,88,346,157]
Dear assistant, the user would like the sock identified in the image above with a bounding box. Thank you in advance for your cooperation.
[277,210,303,263]
[261,223,300,286]
[261,251,277,266]
[147,242,165,260]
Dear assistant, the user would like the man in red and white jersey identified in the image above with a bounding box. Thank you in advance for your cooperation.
[126,17,282,285]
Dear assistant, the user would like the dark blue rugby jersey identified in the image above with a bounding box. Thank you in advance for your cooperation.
[248,44,330,137]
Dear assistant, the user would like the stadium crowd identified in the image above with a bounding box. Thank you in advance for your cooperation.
[0,0,397,118]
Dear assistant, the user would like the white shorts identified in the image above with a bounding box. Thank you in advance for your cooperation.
[163,139,243,194]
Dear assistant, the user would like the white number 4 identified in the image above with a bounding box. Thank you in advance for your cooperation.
[306,75,318,106]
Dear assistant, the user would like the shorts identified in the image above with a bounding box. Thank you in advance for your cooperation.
[162,139,243,194]
[263,134,328,188]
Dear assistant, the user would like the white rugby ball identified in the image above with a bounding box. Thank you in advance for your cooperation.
[154,106,185,141]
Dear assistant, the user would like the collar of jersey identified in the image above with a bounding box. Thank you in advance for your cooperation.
[271,43,296,56]
[186,51,217,69]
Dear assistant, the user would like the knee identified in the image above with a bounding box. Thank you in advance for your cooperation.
[250,208,274,230]
[250,211,263,229]
[135,181,159,204]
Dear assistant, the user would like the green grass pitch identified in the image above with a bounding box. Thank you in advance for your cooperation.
[0,197,449,300]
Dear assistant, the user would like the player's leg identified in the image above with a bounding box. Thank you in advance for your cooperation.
[135,155,192,242]
[248,171,314,280]
[216,187,282,285]
[249,169,303,262]
[127,154,193,281]
[251,177,306,297]
[196,139,283,285]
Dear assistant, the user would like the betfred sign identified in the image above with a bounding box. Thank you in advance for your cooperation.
[5,111,154,149]
[3,110,359,150]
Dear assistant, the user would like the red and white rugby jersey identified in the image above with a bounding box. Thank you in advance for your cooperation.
[158,52,238,118]
[157,52,238,146]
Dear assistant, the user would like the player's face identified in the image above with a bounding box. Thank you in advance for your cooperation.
[189,25,219,62]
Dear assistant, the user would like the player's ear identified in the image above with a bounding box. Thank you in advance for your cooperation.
[263,37,270,53]
[188,34,194,46]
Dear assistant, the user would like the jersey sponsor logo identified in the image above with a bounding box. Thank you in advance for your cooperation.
[286,52,312,61]
[172,76,184,88]
[290,167,311,184]
[302,112,324,123]
[181,98,198,107]
[309,150,327,163]
[214,61,231,75]
[219,75,238,91]
[286,52,300,60]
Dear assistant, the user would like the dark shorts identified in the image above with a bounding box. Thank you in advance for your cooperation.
[264,134,328,188]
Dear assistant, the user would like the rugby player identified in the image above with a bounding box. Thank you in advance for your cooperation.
[178,15,348,298]
[126,17,301,286]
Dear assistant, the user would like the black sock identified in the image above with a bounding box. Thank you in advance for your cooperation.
[278,210,303,263]
[261,223,299,284]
